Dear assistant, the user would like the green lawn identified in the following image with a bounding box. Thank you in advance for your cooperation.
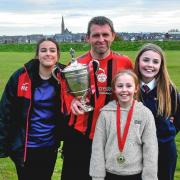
[0,51,180,180]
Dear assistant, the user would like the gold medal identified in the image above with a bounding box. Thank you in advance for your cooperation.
[117,153,125,164]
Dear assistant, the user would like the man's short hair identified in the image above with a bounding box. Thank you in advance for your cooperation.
[87,16,115,35]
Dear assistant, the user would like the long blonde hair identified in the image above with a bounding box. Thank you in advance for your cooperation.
[134,43,177,117]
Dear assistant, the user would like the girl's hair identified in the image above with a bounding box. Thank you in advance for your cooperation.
[111,69,140,100]
[134,43,177,117]
[35,37,60,59]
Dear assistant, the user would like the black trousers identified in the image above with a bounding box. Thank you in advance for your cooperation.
[13,162,25,180]
[12,146,58,180]
[61,128,92,180]
[105,172,142,180]
[158,140,177,180]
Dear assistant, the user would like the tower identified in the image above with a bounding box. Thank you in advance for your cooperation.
[61,16,65,34]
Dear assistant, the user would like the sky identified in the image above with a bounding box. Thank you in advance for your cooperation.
[1,0,180,36]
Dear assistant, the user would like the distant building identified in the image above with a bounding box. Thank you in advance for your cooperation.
[168,31,180,40]
[61,16,65,34]
[1,16,179,44]
[54,16,85,42]
[0,15,86,44]
[61,16,71,35]
[27,34,44,43]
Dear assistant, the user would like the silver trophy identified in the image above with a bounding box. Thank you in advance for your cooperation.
[52,48,98,112]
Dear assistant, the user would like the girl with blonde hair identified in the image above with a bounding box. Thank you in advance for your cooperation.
[90,69,158,180]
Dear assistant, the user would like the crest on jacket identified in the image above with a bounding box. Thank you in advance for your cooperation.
[17,72,31,99]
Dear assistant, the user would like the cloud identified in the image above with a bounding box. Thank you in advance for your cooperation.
[0,12,59,26]
[0,0,180,35]
[25,0,56,3]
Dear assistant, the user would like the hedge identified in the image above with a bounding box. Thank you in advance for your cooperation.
[0,40,180,52]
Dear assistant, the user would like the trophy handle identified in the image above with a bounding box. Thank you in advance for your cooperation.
[80,91,94,112]
[52,65,62,83]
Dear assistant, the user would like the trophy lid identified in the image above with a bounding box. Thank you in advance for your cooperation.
[62,48,87,73]
[62,60,87,73]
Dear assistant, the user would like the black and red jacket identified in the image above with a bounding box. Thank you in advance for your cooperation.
[0,59,66,163]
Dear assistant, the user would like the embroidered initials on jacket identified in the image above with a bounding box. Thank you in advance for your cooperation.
[17,72,31,99]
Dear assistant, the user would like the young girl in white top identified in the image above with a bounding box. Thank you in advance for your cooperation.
[89,69,158,180]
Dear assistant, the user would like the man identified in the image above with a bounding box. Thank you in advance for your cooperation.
[61,16,133,180]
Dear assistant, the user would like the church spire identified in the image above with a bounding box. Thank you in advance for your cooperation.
[61,16,65,34]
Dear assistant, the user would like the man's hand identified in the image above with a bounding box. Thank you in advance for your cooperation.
[71,98,85,115]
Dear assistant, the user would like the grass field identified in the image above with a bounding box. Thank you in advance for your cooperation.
[0,51,180,180]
